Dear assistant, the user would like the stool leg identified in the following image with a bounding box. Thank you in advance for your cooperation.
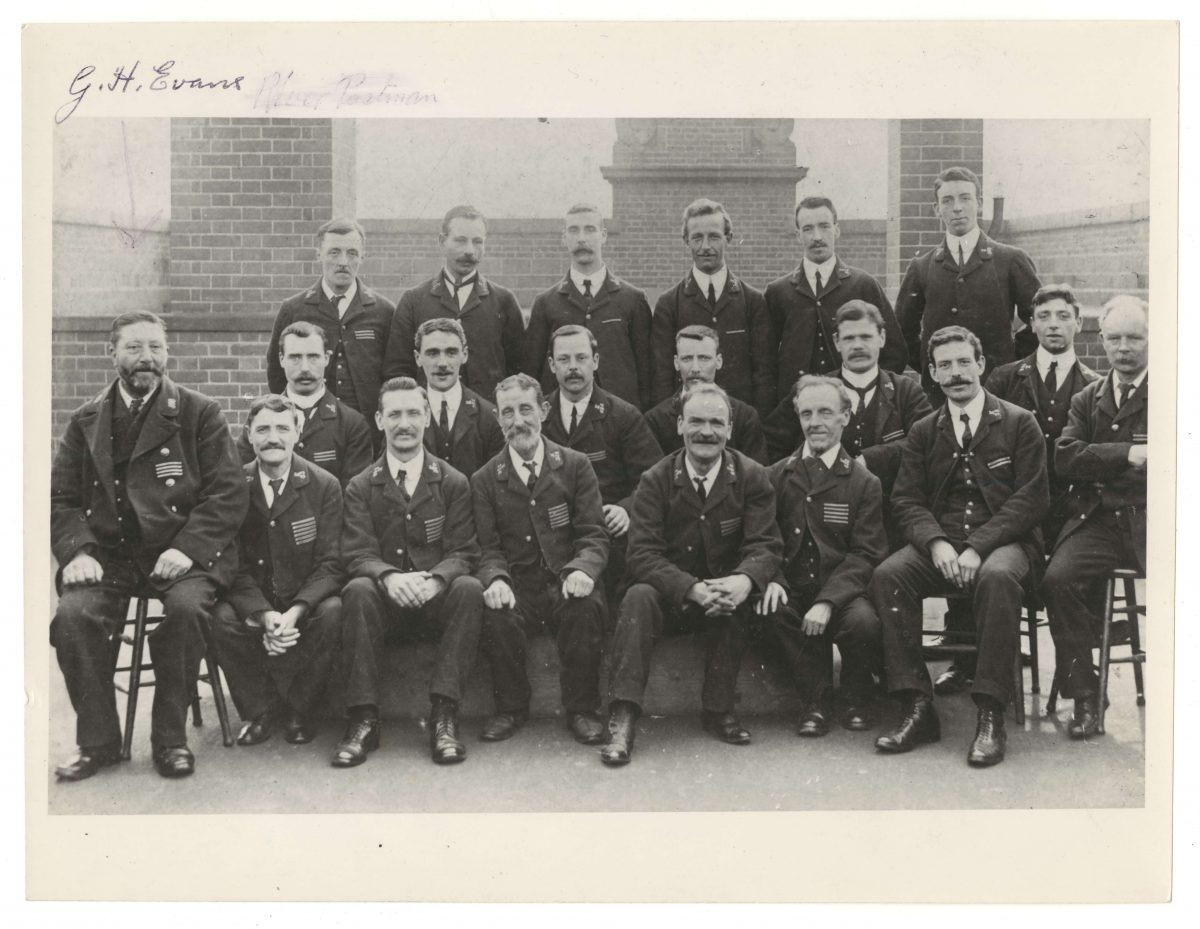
[1125,578,1145,706]
[200,624,235,748]
[1098,576,1116,736]
[1028,606,1041,694]
[1012,640,1026,725]
[190,676,203,727]
[1046,673,1059,715]
[122,598,149,762]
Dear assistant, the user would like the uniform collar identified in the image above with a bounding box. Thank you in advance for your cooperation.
[685,453,721,494]
[427,380,464,417]
[947,389,987,437]
[321,278,358,307]
[116,379,159,411]
[1035,345,1077,380]
[385,447,425,487]
[802,254,838,292]
[691,265,728,299]
[559,389,593,426]
[509,438,546,477]
[801,441,842,471]
[841,365,880,389]
[944,227,982,264]
[285,384,327,410]
[569,266,607,294]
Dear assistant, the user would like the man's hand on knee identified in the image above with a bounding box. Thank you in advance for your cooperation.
[151,548,194,582]
[957,548,982,587]
[930,540,963,587]
[62,552,104,586]
[483,580,516,610]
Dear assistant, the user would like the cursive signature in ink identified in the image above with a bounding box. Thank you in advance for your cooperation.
[55,61,246,124]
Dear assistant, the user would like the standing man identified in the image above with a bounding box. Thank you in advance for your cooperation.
[602,383,783,766]
[267,218,395,421]
[413,317,505,478]
[211,395,344,748]
[526,203,653,410]
[766,196,907,406]
[541,324,664,603]
[472,374,610,746]
[757,377,888,735]
[869,326,1048,768]
[336,377,485,767]
[644,326,768,464]
[51,312,248,780]
[239,321,374,485]
[651,198,774,417]
[896,167,1042,399]
[384,205,527,402]
[1041,296,1148,740]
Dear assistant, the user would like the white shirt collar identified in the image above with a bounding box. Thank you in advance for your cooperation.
[1035,346,1077,380]
[1114,369,1148,404]
[800,441,842,470]
[285,383,326,411]
[509,439,546,479]
[803,255,838,293]
[685,453,722,494]
[841,365,880,389]
[427,381,464,424]
[948,389,988,443]
[691,265,729,300]
[559,390,593,430]
[116,380,158,412]
[322,278,358,314]
[259,461,291,504]
[944,227,982,265]
[569,266,607,295]
[385,447,425,496]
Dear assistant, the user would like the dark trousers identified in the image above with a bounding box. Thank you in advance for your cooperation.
[869,542,1029,705]
[607,582,750,713]
[50,560,213,750]
[482,571,606,713]
[767,594,881,704]
[209,596,342,721]
[1042,515,1141,700]
[341,575,484,709]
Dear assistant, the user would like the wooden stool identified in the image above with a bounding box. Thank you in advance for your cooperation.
[113,595,235,760]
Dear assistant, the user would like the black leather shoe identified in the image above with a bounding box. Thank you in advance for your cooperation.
[702,710,751,745]
[152,745,195,779]
[797,703,832,738]
[331,718,380,768]
[1068,695,1102,741]
[55,744,121,782]
[875,696,941,753]
[600,701,638,766]
[967,707,1007,767]
[430,699,466,765]
[840,706,873,731]
[480,708,529,742]
[933,664,972,695]
[283,709,317,745]
[237,706,282,746]
[568,710,606,745]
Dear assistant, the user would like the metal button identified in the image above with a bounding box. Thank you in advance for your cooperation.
[160,448,169,455]
[1111,424,1119,431]
[699,515,705,521]
[165,479,175,487]
[525,535,532,542]
[794,528,801,534]
[396,548,404,555]
[298,442,305,449]
[1045,433,1051,438]
[85,509,91,516]
[806,496,813,502]
[257,559,264,565]
[686,546,693,552]
[406,514,412,520]
[530,500,536,506]
[115,479,121,485]
[270,520,276,527]
[170,506,177,512]
[950,307,959,315]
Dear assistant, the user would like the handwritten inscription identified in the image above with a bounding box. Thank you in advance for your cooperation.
[253,72,437,114]
[56,61,246,123]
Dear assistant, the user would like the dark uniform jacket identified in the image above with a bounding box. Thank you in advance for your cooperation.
[542,388,664,512]
[767,448,888,607]
[1053,374,1148,572]
[896,234,1041,385]
[766,261,907,405]
[644,391,768,465]
[267,279,396,416]
[236,390,373,487]
[651,271,775,416]
[471,439,610,589]
[51,377,248,589]
[227,458,344,617]
[341,452,479,588]
[527,272,654,411]
[625,449,783,606]
[423,385,505,479]
[384,272,527,402]
[892,391,1050,571]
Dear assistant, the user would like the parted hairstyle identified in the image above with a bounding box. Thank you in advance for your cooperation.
[495,372,546,407]
[566,202,604,221]
[315,217,366,247]
[793,374,853,415]
[245,393,303,430]
[795,195,839,226]
[681,198,732,240]
[415,317,468,351]
[680,381,732,419]
[377,376,428,411]
[675,324,720,352]
[280,320,329,351]
[109,311,167,347]
[933,166,982,200]
[927,325,984,363]
[1032,283,1082,317]
[834,299,886,333]
[441,204,487,236]
[1099,294,1149,327]
[549,323,598,357]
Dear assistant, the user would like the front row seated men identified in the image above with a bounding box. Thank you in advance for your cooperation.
[869,326,1049,768]
[210,396,344,748]
[603,383,782,766]
[51,311,248,780]
[758,376,888,736]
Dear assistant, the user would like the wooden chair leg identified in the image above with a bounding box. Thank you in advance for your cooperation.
[1124,578,1146,706]
[200,624,235,748]
[1012,642,1026,725]
[1097,575,1116,735]
[121,597,150,761]
[1027,605,1041,694]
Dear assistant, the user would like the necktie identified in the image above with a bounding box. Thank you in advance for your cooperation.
[1119,381,1134,408]
[804,456,825,481]
[395,469,409,501]
[582,278,593,304]
[332,293,346,317]
[958,244,966,269]
[708,281,717,307]
[1045,361,1058,394]
[268,478,282,509]
[439,399,450,434]
[847,377,878,414]
[128,397,143,418]
[569,404,578,436]
[524,461,538,492]
[694,476,707,501]
[814,270,823,298]
[959,413,973,450]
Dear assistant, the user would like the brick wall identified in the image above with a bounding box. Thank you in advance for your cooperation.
[52,222,169,316]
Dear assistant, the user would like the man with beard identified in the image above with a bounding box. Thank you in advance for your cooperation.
[51,312,248,780]
[526,203,654,410]
[383,205,527,402]
[471,373,610,745]
[650,198,775,417]
[413,317,505,478]
[644,326,768,464]
[239,321,374,485]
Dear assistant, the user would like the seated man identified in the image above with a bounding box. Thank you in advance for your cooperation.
[602,383,782,766]
[757,376,888,736]
[1041,295,1148,740]
[337,377,485,767]
[869,326,1048,768]
[472,373,610,745]
[211,395,344,747]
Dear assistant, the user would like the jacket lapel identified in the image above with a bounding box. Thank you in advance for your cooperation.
[369,455,410,507]
[85,387,117,500]
[872,371,898,437]
[701,451,736,514]
[271,460,310,519]
[713,273,743,316]
[458,275,490,317]
[1096,375,1120,422]
[431,273,461,318]
[1113,376,1147,425]
[556,276,588,314]
[968,391,1004,451]
[1017,355,1042,415]
[407,455,444,512]
[789,266,816,301]
[131,378,182,461]
[451,390,481,445]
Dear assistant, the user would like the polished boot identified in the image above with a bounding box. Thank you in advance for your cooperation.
[55,744,121,782]
[875,695,941,753]
[237,703,284,746]
[796,702,832,738]
[568,710,606,745]
[480,707,529,742]
[1068,694,1102,741]
[702,710,751,745]
[152,745,195,779]
[600,701,638,767]
[840,705,873,731]
[933,664,972,696]
[430,697,466,765]
[282,708,317,745]
[967,707,1007,767]
[331,717,380,768]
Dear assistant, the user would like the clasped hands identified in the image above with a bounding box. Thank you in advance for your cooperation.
[687,573,753,618]
[382,570,446,610]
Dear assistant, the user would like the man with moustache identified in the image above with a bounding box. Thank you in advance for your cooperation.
[413,317,505,478]
[541,324,664,604]
[602,383,783,766]
[1041,296,1149,740]
[757,376,888,735]
[239,321,374,485]
[526,203,654,410]
[766,196,907,406]
[651,198,775,417]
[267,218,395,420]
[51,312,248,780]
[644,326,768,464]
[472,373,610,745]
[210,395,344,748]
[869,326,1048,767]
[336,377,485,767]
[383,205,527,401]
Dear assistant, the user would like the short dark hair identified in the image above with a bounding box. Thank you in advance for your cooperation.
[933,166,982,200]
[109,311,167,348]
[280,320,328,352]
[441,204,487,236]
[549,324,598,357]
[927,325,984,363]
[245,393,302,430]
[415,317,467,351]
[680,382,732,419]
[794,374,853,414]
[681,198,732,240]
[1032,283,1081,318]
[675,324,720,353]
[315,217,366,247]
[566,203,604,222]
[495,372,545,407]
[795,196,839,226]
[834,299,886,334]
[377,376,428,411]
